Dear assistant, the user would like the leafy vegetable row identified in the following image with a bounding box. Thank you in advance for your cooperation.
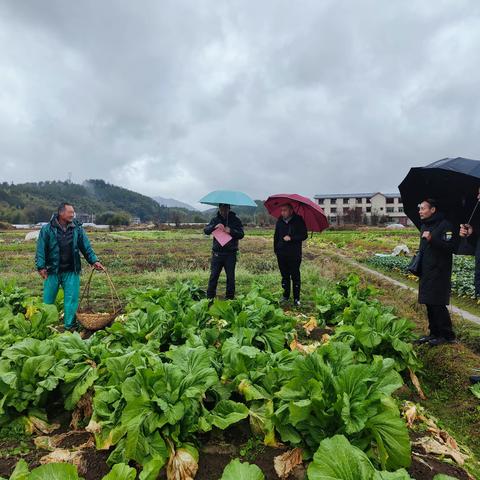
[366,254,476,299]
[0,277,420,479]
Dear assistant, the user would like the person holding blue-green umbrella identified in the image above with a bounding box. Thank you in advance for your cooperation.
[200,190,255,300]
[35,202,104,330]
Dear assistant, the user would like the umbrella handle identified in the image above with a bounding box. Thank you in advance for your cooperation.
[466,200,480,225]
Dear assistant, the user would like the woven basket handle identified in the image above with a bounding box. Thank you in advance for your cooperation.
[79,268,94,311]
[79,268,122,314]
[104,269,122,314]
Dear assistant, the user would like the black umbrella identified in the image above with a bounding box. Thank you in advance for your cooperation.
[398,157,480,230]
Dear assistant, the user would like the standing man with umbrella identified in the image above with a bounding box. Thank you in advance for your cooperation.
[264,194,329,307]
[399,158,480,346]
[459,189,480,383]
[416,199,457,346]
[459,187,480,297]
[273,203,307,306]
[200,191,255,300]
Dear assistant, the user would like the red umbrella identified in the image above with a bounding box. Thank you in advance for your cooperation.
[264,193,329,232]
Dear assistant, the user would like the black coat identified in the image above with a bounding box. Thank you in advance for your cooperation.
[204,211,244,254]
[462,230,480,297]
[274,214,308,257]
[418,213,457,305]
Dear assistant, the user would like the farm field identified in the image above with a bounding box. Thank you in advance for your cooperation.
[0,227,480,480]
[312,230,480,316]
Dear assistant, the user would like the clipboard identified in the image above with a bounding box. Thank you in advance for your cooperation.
[212,228,233,247]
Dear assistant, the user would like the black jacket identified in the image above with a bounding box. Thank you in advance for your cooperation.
[204,211,244,254]
[463,219,480,296]
[52,217,75,272]
[274,214,308,257]
[418,212,457,305]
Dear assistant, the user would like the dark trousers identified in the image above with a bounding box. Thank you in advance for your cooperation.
[426,304,455,340]
[276,254,301,300]
[207,252,237,299]
[475,252,480,297]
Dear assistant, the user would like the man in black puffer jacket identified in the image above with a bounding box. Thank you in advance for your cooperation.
[274,204,308,306]
[417,198,458,347]
[204,204,244,300]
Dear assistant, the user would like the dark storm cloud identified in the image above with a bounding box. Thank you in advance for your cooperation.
[1,0,480,205]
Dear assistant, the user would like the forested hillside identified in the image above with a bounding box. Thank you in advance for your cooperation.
[0,180,162,223]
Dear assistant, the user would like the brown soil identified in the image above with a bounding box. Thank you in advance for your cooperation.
[302,252,320,261]
[56,431,92,449]
[194,447,300,480]
[308,326,334,341]
[0,438,109,480]
[408,455,470,480]
[0,440,48,477]
[80,450,111,480]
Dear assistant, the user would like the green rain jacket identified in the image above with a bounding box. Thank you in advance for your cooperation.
[35,216,98,274]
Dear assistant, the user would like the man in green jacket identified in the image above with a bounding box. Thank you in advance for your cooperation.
[35,202,104,329]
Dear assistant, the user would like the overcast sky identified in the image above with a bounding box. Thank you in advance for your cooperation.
[1,1,480,207]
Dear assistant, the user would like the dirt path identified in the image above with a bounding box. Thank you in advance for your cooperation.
[332,251,480,327]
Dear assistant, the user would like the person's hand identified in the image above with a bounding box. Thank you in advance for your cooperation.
[460,224,473,237]
[38,269,48,280]
[93,262,105,271]
[283,235,291,241]
[214,223,224,231]
[224,226,231,234]
[422,231,432,241]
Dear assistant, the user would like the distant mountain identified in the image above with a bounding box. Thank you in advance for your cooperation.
[152,196,197,211]
[0,179,162,223]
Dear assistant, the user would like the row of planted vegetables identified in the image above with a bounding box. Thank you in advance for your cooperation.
[0,276,456,479]
[365,254,476,299]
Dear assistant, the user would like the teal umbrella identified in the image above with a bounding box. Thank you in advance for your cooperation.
[199,190,257,207]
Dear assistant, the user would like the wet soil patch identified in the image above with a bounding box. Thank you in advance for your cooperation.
[81,450,111,480]
[0,439,48,478]
[56,431,92,449]
[408,454,470,480]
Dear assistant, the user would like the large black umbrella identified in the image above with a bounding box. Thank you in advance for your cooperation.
[398,157,480,230]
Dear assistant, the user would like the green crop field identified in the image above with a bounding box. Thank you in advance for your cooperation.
[0,227,479,480]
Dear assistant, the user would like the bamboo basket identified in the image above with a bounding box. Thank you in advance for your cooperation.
[76,269,122,330]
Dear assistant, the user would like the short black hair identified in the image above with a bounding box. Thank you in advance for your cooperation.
[423,198,438,209]
[58,202,74,215]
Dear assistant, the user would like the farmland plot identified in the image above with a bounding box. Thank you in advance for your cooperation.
[0,228,479,479]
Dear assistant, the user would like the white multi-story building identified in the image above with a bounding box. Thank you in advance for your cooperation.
[314,192,411,225]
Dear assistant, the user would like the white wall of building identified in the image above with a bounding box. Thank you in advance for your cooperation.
[315,192,411,225]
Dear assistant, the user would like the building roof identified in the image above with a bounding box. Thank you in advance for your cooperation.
[383,193,402,199]
[314,192,401,199]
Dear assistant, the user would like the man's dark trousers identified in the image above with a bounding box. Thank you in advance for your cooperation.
[207,252,237,299]
[426,304,455,340]
[277,254,301,300]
